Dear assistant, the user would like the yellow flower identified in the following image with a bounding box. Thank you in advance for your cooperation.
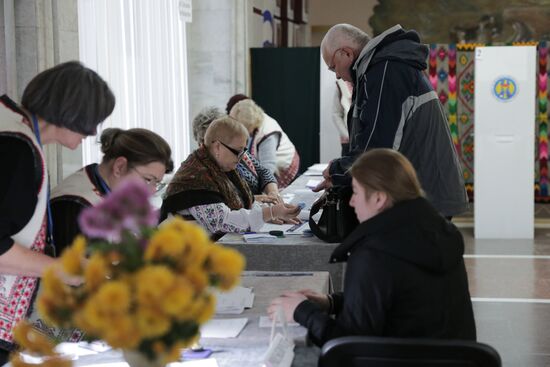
[186,294,215,325]
[184,266,209,292]
[60,235,86,275]
[94,281,131,313]
[103,315,141,349]
[162,277,193,317]
[135,306,171,338]
[207,245,245,290]
[12,321,56,356]
[84,253,109,291]
[135,265,175,306]
[144,228,185,261]
[163,341,189,364]
[41,267,67,300]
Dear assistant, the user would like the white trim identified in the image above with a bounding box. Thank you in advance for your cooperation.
[463,254,550,259]
[364,60,388,152]
[472,297,550,304]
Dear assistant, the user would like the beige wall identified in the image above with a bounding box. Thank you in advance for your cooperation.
[309,0,378,46]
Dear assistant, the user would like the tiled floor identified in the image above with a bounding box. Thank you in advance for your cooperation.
[460,226,550,366]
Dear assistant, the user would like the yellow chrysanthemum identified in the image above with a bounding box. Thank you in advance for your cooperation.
[12,321,56,356]
[103,315,141,349]
[184,266,209,292]
[207,245,245,290]
[41,267,67,300]
[144,229,185,261]
[161,277,193,317]
[185,294,215,325]
[94,281,131,313]
[135,265,175,305]
[196,294,216,324]
[60,235,86,275]
[78,300,108,333]
[135,306,171,338]
[163,341,189,364]
[84,253,109,291]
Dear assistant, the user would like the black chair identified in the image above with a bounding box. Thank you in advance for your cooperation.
[319,336,501,367]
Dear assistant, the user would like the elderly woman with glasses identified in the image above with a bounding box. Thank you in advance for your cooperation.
[161,116,300,238]
[192,106,281,205]
[50,127,174,254]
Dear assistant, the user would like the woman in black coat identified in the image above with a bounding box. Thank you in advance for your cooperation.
[268,148,476,347]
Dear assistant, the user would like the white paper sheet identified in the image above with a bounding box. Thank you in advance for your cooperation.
[258,316,300,328]
[215,286,254,314]
[200,318,248,338]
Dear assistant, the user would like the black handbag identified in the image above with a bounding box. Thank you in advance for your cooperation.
[308,185,359,243]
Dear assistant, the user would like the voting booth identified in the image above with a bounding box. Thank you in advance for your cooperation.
[474,46,537,239]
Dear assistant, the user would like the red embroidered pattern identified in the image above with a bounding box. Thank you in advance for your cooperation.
[0,219,46,345]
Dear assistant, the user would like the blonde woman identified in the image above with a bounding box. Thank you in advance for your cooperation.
[229,98,300,188]
[162,116,300,239]
[269,149,476,346]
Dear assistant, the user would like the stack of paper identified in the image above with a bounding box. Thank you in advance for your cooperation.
[215,286,254,314]
[243,233,277,243]
[200,318,248,338]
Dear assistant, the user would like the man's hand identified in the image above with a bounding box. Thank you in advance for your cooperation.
[267,292,308,322]
[313,164,333,192]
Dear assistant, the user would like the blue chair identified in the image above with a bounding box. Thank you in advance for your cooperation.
[319,336,501,367]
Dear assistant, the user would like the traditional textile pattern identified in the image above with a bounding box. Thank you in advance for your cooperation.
[428,42,550,202]
[428,43,477,200]
[537,42,549,201]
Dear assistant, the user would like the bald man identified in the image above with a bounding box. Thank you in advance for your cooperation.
[317,24,468,218]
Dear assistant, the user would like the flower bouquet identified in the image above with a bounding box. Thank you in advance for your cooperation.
[35,180,245,366]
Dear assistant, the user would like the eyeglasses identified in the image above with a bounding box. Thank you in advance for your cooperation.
[328,48,344,72]
[131,167,165,192]
[217,140,248,161]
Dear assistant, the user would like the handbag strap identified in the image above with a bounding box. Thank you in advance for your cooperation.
[308,192,328,241]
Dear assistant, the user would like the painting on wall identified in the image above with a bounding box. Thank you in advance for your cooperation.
[370,0,550,43]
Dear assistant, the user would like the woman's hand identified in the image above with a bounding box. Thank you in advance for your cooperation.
[272,203,301,224]
[255,194,279,205]
[267,292,308,322]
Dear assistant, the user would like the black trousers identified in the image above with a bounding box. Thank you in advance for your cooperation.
[0,348,10,365]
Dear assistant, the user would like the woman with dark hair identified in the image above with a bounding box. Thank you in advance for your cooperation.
[269,148,476,346]
[162,116,300,238]
[193,106,280,204]
[0,61,115,360]
[51,128,174,254]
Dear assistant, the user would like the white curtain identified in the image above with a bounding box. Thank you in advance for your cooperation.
[77,0,190,166]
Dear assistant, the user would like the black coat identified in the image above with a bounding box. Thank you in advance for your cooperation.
[294,197,476,347]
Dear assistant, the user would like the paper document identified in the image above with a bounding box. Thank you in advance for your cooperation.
[305,179,321,189]
[215,286,254,314]
[303,163,328,176]
[259,316,300,328]
[244,233,277,243]
[200,318,248,338]
[178,359,219,367]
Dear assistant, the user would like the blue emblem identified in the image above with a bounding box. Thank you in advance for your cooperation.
[493,77,517,101]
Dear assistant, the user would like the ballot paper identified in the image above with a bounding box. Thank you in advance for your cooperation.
[259,316,300,328]
[200,318,248,338]
[215,286,255,314]
[244,233,278,243]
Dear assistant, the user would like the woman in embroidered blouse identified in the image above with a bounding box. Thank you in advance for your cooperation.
[0,61,115,361]
[161,116,300,238]
[192,106,280,204]
[227,96,300,188]
[51,127,174,255]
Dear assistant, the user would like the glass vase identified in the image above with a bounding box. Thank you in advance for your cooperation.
[122,349,166,367]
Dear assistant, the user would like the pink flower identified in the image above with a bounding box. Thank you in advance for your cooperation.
[78,180,159,242]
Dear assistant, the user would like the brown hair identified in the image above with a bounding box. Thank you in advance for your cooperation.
[100,128,174,173]
[22,61,115,136]
[350,149,423,204]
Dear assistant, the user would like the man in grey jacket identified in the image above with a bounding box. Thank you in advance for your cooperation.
[316,24,468,217]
